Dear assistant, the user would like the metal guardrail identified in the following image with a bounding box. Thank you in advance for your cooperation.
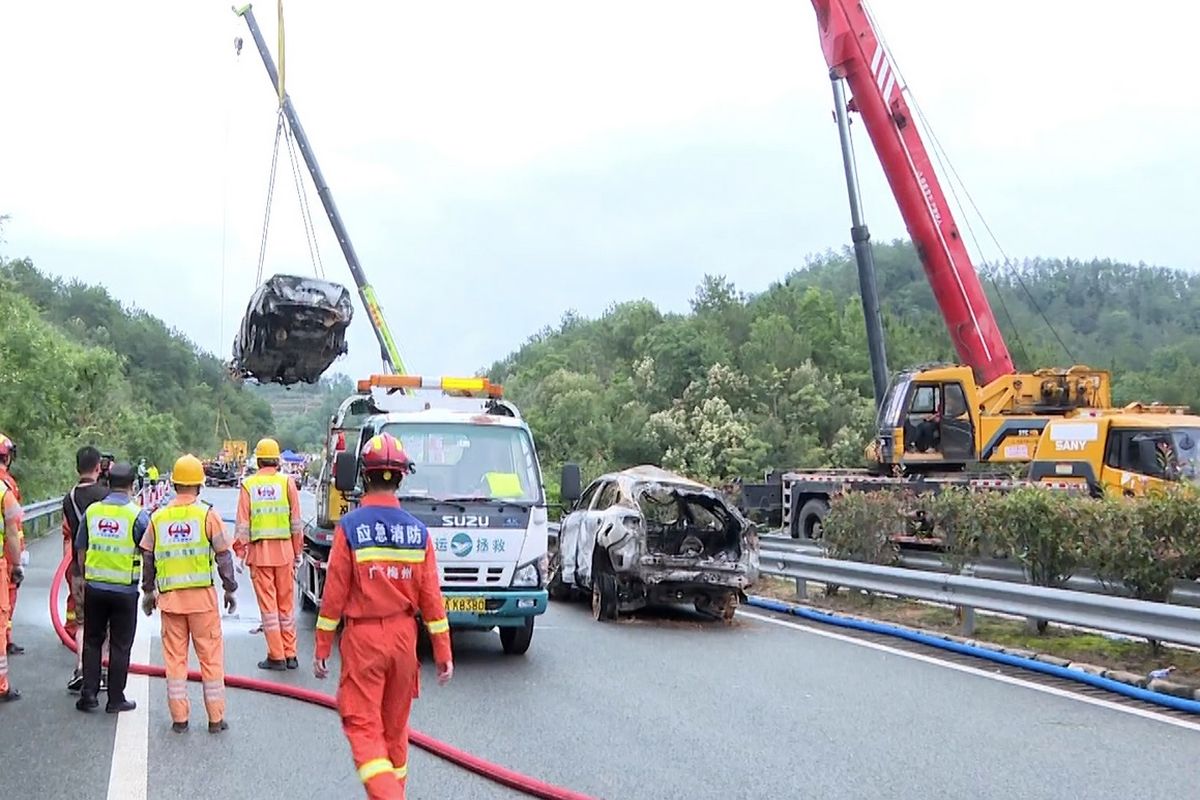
[21,496,65,540]
[759,534,1200,608]
[756,542,1200,647]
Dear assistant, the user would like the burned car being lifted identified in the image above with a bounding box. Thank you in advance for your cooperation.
[548,464,759,622]
[230,274,355,386]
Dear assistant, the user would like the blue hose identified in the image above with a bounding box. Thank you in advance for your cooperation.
[746,595,1200,715]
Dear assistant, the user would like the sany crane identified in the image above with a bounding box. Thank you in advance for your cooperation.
[808,0,1112,472]
[234,4,405,374]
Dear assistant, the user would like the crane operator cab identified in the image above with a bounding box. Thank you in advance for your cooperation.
[870,367,978,470]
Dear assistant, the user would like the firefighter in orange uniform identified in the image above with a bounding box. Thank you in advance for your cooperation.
[0,435,24,699]
[140,454,238,733]
[314,433,453,799]
[233,437,303,670]
[0,435,25,657]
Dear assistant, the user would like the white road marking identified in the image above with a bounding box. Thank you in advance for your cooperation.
[106,604,152,800]
[738,609,1200,734]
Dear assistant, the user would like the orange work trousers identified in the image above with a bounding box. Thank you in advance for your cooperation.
[338,616,419,800]
[0,564,9,694]
[161,609,226,724]
[251,564,297,660]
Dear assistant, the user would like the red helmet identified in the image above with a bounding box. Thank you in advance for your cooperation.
[0,434,14,462]
[360,433,413,477]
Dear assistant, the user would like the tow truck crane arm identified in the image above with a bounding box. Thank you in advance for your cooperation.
[234,3,405,374]
[809,0,1014,386]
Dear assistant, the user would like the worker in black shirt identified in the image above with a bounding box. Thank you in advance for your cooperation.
[62,447,113,693]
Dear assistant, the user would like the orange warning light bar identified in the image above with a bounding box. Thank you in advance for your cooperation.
[356,374,504,399]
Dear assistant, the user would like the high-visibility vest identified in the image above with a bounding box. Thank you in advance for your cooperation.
[485,471,523,499]
[84,500,143,585]
[151,502,214,592]
[243,472,292,541]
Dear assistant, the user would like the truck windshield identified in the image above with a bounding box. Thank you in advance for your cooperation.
[1127,427,1200,483]
[878,374,912,429]
[380,421,543,504]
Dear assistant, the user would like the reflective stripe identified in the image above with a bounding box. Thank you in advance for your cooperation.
[358,758,394,783]
[425,618,449,635]
[395,764,408,779]
[157,573,214,589]
[203,681,225,699]
[315,616,339,632]
[354,547,425,564]
[245,473,292,541]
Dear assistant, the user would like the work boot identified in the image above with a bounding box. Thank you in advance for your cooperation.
[67,670,84,693]
[257,658,287,671]
[208,719,229,734]
[7,641,24,655]
[76,695,100,712]
[106,699,137,714]
[285,657,299,670]
[0,688,20,702]
[171,721,189,733]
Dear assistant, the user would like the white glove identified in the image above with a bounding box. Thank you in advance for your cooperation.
[19,550,29,568]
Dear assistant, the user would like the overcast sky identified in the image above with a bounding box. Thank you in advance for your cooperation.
[2,1,1198,380]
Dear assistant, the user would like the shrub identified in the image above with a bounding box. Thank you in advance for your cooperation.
[822,490,906,566]
[991,487,1086,591]
[917,488,992,572]
[1087,487,1200,603]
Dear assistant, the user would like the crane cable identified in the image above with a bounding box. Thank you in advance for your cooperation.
[860,0,1074,366]
[253,0,324,285]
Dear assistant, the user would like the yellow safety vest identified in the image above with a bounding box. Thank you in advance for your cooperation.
[485,471,523,499]
[243,472,292,542]
[151,502,214,592]
[84,500,143,585]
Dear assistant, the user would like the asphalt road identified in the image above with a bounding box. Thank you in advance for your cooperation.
[1,487,1197,799]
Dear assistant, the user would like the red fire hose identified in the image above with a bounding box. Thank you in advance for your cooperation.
[49,556,597,800]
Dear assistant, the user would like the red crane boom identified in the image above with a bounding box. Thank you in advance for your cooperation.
[809,0,1015,385]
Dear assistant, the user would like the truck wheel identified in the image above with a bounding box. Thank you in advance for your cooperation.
[795,499,830,540]
[499,617,534,655]
[591,567,618,622]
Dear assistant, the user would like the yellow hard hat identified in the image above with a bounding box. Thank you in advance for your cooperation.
[254,437,282,461]
[172,454,205,486]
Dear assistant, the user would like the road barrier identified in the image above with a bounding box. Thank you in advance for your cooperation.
[760,535,1200,608]
[756,540,1200,648]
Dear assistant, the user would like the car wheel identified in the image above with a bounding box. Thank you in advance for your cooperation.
[591,564,618,622]
[499,617,534,655]
[546,551,571,601]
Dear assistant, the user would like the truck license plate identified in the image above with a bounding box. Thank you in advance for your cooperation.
[446,596,485,613]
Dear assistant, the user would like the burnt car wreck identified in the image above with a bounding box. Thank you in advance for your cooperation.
[550,465,759,622]
[230,274,354,386]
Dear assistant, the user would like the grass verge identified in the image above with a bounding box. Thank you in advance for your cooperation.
[750,575,1200,690]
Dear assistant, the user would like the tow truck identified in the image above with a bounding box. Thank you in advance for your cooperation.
[298,374,551,655]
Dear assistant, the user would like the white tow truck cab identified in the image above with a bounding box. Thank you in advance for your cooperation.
[301,374,550,655]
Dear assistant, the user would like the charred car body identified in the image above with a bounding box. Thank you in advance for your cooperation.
[549,464,759,622]
[230,274,354,386]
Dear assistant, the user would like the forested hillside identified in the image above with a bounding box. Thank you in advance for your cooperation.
[488,241,1200,489]
[249,374,354,452]
[0,255,274,499]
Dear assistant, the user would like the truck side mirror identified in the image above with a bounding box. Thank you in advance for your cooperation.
[560,463,582,505]
[333,451,359,493]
